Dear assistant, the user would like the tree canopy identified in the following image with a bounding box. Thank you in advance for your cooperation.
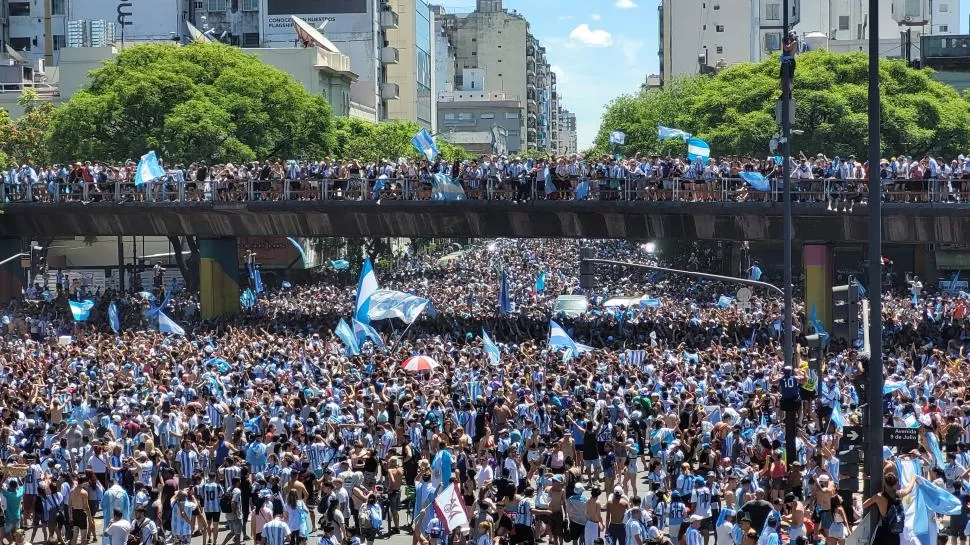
[0,89,56,167]
[593,51,970,159]
[46,42,336,165]
[331,117,471,163]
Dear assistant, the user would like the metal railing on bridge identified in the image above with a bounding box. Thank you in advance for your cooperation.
[0,176,960,205]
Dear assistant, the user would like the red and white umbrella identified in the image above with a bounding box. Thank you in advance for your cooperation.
[401,355,439,372]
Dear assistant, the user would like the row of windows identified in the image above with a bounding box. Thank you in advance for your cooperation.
[9,0,65,17]
[204,0,259,12]
[443,112,519,121]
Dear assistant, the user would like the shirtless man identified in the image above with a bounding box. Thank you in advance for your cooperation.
[783,493,807,542]
[544,476,567,545]
[68,476,90,545]
[605,488,628,545]
[584,487,604,545]
[813,474,836,539]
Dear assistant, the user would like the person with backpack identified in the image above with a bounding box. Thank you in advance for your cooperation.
[358,494,383,545]
[862,474,912,545]
[222,477,243,545]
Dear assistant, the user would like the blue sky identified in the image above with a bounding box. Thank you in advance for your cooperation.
[434,0,659,150]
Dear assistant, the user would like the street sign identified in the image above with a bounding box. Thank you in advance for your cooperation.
[885,427,919,451]
[843,426,862,445]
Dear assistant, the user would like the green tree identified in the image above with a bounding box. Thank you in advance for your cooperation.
[0,88,56,166]
[46,42,336,164]
[594,51,970,159]
[331,118,471,163]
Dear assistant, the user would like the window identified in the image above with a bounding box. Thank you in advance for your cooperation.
[242,32,260,47]
[764,32,781,51]
[715,24,724,32]
[208,0,227,12]
[458,113,473,121]
[940,3,949,11]
[497,73,502,76]
[716,46,723,54]
[506,112,518,119]
[838,15,849,30]
[470,81,476,89]
[53,35,66,50]
[764,3,780,20]
[713,3,720,9]
[903,0,921,18]
[8,2,30,16]
[194,0,203,8]
[9,37,30,51]
[243,0,258,11]
[940,25,949,32]
[445,113,456,120]
[51,0,66,16]
[481,113,494,119]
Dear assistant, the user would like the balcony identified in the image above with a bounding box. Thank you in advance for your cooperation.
[527,79,536,90]
[380,46,400,64]
[380,9,399,29]
[381,82,400,100]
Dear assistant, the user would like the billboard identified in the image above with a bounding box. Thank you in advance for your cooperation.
[262,0,373,43]
[70,0,182,41]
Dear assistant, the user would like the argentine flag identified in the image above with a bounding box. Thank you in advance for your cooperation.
[482,329,501,365]
[134,151,166,186]
[411,128,440,161]
[108,301,120,333]
[431,174,466,201]
[353,318,385,348]
[549,319,591,360]
[687,138,711,162]
[69,299,95,322]
[158,312,185,336]
[608,131,626,145]
[355,258,378,324]
[658,125,692,142]
[335,318,360,356]
[739,171,771,191]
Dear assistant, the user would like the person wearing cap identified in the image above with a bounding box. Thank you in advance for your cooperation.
[812,473,836,538]
[624,505,646,545]
[684,515,704,545]
[605,487,629,545]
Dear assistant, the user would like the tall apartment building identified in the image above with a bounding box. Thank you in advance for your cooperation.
[660,0,961,83]
[436,0,557,152]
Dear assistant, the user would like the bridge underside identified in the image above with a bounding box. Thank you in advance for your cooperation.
[2,201,967,243]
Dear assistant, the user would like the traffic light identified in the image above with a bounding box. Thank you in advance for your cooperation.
[831,283,861,344]
[579,247,595,290]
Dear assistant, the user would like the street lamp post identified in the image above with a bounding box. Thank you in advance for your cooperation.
[780,0,796,463]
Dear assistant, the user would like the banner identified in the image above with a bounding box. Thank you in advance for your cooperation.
[432,483,469,533]
[366,289,429,324]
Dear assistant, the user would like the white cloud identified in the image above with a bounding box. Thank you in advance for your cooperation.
[591,13,601,20]
[617,36,645,66]
[614,0,638,8]
[569,24,613,47]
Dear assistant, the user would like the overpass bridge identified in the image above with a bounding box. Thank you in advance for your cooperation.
[1,199,968,242]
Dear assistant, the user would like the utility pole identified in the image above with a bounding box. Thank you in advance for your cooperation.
[781,0,796,462]
[866,0,884,498]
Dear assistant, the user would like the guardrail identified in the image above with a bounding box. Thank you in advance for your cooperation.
[0,176,961,204]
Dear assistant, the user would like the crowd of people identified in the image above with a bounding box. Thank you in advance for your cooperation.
[0,238,965,545]
[3,151,968,204]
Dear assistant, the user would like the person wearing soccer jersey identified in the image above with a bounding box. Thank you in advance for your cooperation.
[201,474,225,545]
[170,490,197,545]
[261,513,290,545]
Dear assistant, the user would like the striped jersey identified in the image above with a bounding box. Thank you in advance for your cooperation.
[516,497,535,526]
[177,450,197,479]
[170,500,197,536]
[201,481,224,513]
[24,464,43,495]
[262,519,290,545]
[221,465,240,489]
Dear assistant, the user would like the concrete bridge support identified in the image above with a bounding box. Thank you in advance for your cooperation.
[803,244,834,330]
[199,238,240,319]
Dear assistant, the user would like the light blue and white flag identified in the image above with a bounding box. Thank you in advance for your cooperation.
[641,297,661,308]
[687,138,711,162]
[331,259,350,270]
[811,304,830,345]
[432,174,466,201]
[287,237,309,263]
[335,318,360,356]
[948,270,962,294]
[108,301,120,333]
[253,267,264,294]
[908,476,962,545]
[549,319,590,359]
[750,265,763,281]
[281,280,292,289]
[353,318,385,349]
[830,400,844,430]
[574,180,590,200]
[884,380,908,395]
[69,299,94,322]
[366,289,429,324]
[356,258,378,324]
[158,312,185,336]
[134,151,166,186]
[926,430,946,470]
[717,295,734,309]
[609,131,626,145]
[535,272,546,293]
[657,126,692,142]
[411,128,440,161]
[739,171,771,191]
[240,289,257,310]
[544,166,556,195]
[372,174,388,200]
[482,329,501,366]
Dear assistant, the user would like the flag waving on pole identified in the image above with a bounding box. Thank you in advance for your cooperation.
[608,131,625,145]
[657,126,692,142]
[432,483,469,533]
[411,128,440,161]
[687,138,711,162]
[134,151,166,186]
[356,258,378,324]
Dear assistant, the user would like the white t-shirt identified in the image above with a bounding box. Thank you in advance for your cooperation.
[104,519,133,545]
[715,521,734,545]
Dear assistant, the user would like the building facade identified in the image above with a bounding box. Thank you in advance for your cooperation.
[660,0,961,83]
[385,0,435,129]
[436,0,558,152]
[437,89,521,155]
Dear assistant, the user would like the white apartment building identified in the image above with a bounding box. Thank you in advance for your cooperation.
[660,0,962,83]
